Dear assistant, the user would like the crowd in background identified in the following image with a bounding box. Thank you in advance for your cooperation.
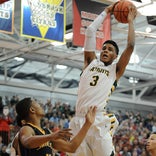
[0,95,156,156]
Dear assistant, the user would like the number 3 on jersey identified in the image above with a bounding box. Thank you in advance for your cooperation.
[90,75,99,86]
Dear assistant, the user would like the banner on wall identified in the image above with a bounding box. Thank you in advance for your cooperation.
[0,0,14,34]
[73,0,111,50]
[21,0,66,42]
[0,0,10,4]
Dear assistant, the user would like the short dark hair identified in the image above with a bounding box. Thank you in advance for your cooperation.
[152,132,156,135]
[103,40,119,55]
[16,97,32,126]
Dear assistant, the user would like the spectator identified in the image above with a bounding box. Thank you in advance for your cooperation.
[0,106,12,145]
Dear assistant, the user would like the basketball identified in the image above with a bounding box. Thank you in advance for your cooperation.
[113,0,135,23]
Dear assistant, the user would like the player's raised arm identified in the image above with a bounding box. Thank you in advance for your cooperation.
[83,5,114,70]
[116,6,137,80]
[52,106,97,153]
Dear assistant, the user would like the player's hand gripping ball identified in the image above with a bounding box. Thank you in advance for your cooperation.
[113,0,136,23]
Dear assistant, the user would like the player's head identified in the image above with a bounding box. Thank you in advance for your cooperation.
[16,97,45,126]
[103,40,119,55]
[16,98,32,126]
[146,132,156,155]
[100,40,119,65]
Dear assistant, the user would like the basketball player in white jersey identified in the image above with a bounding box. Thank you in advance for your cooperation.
[69,3,137,156]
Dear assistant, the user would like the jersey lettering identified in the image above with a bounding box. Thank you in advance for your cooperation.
[90,67,109,76]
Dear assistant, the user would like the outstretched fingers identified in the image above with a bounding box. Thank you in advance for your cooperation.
[128,5,137,22]
[85,106,97,124]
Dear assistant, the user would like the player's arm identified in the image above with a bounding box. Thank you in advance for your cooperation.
[19,126,52,148]
[52,106,97,153]
[12,132,19,151]
[10,147,16,156]
[83,5,114,70]
[19,126,72,149]
[11,132,21,156]
[116,6,137,80]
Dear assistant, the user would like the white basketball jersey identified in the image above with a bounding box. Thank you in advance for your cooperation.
[76,59,116,114]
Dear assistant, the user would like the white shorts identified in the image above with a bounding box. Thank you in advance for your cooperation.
[68,112,119,156]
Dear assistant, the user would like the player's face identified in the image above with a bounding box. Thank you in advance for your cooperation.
[31,100,45,117]
[100,43,117,65]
